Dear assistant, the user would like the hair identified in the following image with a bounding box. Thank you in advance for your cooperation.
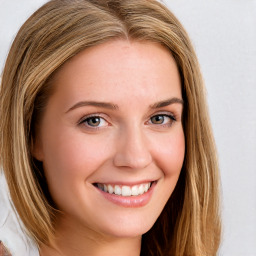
[0,0,221,255]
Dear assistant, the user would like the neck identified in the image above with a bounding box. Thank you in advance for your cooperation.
[39,217,141,256]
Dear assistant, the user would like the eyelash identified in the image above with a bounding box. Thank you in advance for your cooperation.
[78,113,176,130]
[148,113,176,127]
[78,114,107,130]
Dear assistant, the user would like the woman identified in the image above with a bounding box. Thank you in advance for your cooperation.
[0,0,221,255]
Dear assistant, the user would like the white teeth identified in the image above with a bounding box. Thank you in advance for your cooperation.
[122,186,132,197]
[114,185,121,195]
[96,182,152,196]
[131,185,139,196]
[144,183,149,192]
[108,184,114,194]
[138,184,144,195]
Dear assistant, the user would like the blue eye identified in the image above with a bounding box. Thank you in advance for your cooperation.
[150,114,175,125]
[81,116,108,128]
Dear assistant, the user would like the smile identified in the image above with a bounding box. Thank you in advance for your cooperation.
[93,181,157,207]
[95,182,152,197]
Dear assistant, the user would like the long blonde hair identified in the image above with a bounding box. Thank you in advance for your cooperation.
[0,0,221,255]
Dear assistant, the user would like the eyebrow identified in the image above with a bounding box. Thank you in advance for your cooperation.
[149,97,184,109]
[66,101,119,113]
[66,97,183,113]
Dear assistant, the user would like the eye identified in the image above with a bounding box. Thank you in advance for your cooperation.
[80,116,108,128]
[149,114,175,126]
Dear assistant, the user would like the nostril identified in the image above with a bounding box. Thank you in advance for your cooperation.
[113,153,152,169]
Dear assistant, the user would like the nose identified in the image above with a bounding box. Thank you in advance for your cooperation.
[113,125,152,170]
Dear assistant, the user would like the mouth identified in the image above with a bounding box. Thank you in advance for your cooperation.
[93,181,157,207]
[94,182,153,197]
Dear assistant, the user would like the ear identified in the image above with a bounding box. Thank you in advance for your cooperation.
[31,134,44,161]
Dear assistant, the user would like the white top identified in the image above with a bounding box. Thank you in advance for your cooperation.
[0,172,39,256]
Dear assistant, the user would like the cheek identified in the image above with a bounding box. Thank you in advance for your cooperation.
[42,132,111,196]
[45,128,109,168]
[151,127,185,176]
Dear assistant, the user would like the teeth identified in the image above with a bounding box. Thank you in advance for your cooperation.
[131,185,139,196]
[108,184,114,194]
[98,183,104,191]
[96,182,152,196]
[114,185,121,195]
[138,184,144,195]
[122,186,132,196]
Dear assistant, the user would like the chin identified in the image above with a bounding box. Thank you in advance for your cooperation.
[96,212,157,239]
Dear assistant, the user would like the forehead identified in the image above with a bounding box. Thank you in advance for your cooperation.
[49,39,182,107]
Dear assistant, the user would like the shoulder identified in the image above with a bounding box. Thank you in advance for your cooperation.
[0,241,12,256]
[0,173,39,256]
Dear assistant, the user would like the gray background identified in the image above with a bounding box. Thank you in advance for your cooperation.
[0,0,256,255]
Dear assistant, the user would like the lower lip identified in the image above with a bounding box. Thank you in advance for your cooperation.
[96,182,156,208]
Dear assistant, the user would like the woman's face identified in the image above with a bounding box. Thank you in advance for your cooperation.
[33,40,185,238]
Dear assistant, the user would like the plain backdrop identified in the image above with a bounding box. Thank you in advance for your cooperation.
[0,0,256,255]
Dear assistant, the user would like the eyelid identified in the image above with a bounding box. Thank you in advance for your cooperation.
[78,113,111,131]
[146,111,177,127]
[150,111,177,120]
[78,113,107,124]
[77,111,179,130]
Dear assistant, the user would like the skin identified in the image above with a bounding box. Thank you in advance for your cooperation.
[33,40,185,256]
